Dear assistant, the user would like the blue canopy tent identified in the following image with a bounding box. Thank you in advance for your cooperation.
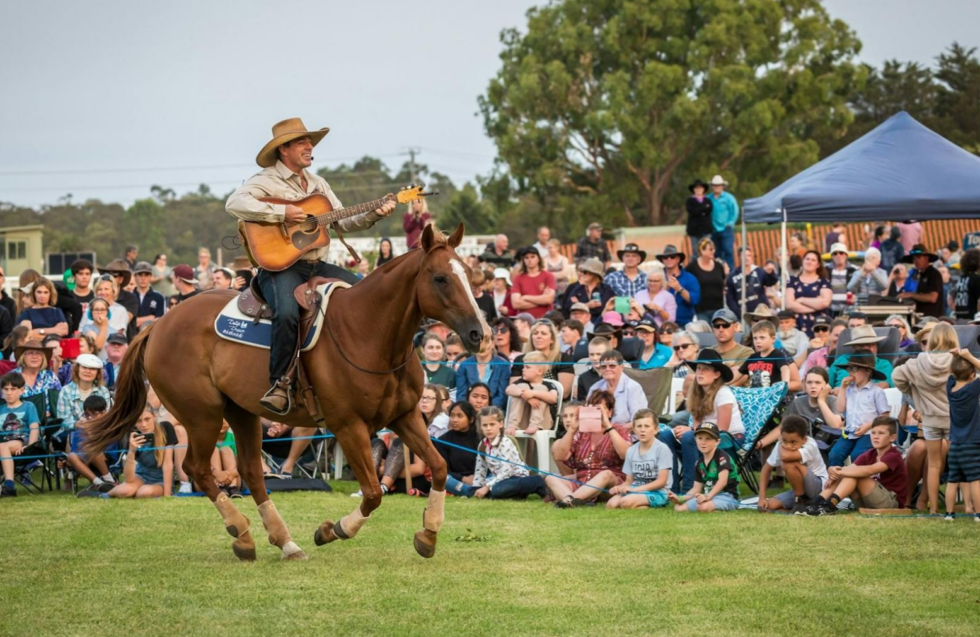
[738,112,980,312]
[744,111,980,223]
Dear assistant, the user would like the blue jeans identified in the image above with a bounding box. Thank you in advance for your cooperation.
[829,434,873,467]
[712,226,735,269]
[257,260,359,384]
[445,474,548,499]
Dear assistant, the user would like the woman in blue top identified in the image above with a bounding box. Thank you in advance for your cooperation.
[635,319,673,369]
[16,278,68,341]
[12,340,61,398]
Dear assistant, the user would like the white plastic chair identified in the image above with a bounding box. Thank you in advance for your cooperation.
[507,378,563,475]
[884,387,903,418]
[666,376,686,416]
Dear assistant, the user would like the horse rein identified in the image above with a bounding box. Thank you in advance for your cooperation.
[317,302,417,375]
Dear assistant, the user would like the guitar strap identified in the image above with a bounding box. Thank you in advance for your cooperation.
[330,223,362,265]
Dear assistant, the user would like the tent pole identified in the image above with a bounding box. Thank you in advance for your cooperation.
[781,209,787,311]
[740,217,747,322]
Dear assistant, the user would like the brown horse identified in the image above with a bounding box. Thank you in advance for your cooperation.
[85,224,488,561]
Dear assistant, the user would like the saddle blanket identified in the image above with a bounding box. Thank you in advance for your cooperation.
[214,281,350,351]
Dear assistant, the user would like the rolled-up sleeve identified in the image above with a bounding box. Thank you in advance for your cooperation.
[226,176,287,223]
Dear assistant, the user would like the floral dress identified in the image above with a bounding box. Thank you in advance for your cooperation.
[788,275,831,337]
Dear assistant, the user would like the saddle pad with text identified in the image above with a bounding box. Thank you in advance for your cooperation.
[214,281,350,351]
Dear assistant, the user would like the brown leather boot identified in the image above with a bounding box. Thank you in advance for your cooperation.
[260,379,291,415]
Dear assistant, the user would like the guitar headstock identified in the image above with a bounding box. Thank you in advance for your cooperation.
[395,182,439,204]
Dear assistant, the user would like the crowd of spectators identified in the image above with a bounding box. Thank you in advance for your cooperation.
[3,203,980,521]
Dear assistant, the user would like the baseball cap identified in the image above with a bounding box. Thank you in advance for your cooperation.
[587,222,603,231]
[133,261,154,275]
[711,309,738,325]
[172,264,198,284]
[635,318,657,333]
[569,302,590,314]
[813,316,832,329]
[76,354,104,369]
[693,422,721,440]
[514,312,536,325]
[106,333,129,345]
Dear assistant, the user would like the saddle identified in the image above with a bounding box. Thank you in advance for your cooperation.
[234,275,343,421]
[237,276,338,322]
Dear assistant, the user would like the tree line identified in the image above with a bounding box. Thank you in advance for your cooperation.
[2,0,979,263]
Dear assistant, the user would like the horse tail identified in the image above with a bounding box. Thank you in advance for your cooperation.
[84,322,155,456]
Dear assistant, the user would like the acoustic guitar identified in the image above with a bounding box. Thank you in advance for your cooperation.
[238,183,434,271]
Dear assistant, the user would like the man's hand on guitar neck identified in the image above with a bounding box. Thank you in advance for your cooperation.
[284,204,309,225]
[375,198,397,218]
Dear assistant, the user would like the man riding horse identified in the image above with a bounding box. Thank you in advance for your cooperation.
[226,118,397,414]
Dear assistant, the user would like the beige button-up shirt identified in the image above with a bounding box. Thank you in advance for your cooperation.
[226,160,384,262]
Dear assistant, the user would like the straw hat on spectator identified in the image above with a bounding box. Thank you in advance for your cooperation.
[845,325,886,346]
[100,259,133,287]
[14,339,54,366]
[745,305,777,320]
[578,258,605,278]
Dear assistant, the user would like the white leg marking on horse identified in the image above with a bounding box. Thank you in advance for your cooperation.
[340,505,370,538]
[423,489,446,533]
[281,541,303,558]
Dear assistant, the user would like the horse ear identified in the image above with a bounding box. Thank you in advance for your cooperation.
[420,223,436,252]
[447,223,465,249]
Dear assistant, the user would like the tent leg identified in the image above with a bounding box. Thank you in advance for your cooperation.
[781,211,788,310]
[740,218,747,322]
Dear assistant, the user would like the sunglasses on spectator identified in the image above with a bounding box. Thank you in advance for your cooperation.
[623,329,636,336]
[673,343,694,351]
[712,322,732,329]
[813,326,829,332]
[492,326,508,335]
[598,363,620,370]
[661,329,675,335]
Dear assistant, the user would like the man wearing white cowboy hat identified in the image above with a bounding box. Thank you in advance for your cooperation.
[605,243,648,298]
[826,325,893,390]
[707,175,738,269]
[226,118,397,414]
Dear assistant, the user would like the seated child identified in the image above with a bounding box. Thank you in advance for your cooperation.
[828,355,890,467]
[735,320,793,390]
[210,419,241,498]
[446,406,547,499]
[944,349,980,522]
[107,405,175,499]
[0,372,40,497]
[606,409,672,509]
[757,414,828,513]
[756,367,838,450]
[668,422,741,512]
[505,351,558,435]
[65,395,117,493]
[802,416,908,515]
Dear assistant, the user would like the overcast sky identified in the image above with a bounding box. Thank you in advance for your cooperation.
[2,0,978,209]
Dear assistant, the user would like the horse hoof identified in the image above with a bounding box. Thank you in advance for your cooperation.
[232,544,256,562]
[413,531,437,559]
[282,549,307,561]
[314,521,338,546]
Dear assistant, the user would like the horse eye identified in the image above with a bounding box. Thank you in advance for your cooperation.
[434,275,449,284]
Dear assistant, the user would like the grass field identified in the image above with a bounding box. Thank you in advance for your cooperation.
[2,482,978,637]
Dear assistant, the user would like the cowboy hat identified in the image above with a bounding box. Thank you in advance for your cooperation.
[577,258,605,278]
[685,348,734,383]
[915,321,936,342]
[616,242,647,263]
[688,179,709,193]
[655,245,686,264]
[256,118,330,168]
[14,339,54,366]
[835,354,886,382]
[902,244,939,264]
[99,259,133,288]
[745,304,776,320]
[708,175,729,187]
[845,325,886,346]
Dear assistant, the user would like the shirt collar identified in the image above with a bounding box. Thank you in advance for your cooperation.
[274,160,305,182]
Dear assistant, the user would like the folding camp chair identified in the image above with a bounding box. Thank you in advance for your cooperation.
[718,382,789,495]
[622,367,671,416]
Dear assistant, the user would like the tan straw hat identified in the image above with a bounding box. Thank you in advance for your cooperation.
[256,118,330,168]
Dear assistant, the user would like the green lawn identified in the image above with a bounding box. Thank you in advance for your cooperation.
[1,482,978,637]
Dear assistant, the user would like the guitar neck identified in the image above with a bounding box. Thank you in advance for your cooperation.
[313,196,391,227]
